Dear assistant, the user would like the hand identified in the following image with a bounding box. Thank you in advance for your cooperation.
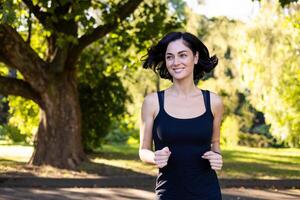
[154,147,171,168]
[202,151,223,170]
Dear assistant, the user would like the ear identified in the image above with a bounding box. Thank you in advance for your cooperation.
[194,51,199,64]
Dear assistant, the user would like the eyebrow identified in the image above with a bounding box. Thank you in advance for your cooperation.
[166,50,188,55]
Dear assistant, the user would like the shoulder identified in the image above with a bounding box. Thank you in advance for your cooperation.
[142,91,159,117]
[207,90,224,117]
[143,91,158,106]
[208,91,223,107]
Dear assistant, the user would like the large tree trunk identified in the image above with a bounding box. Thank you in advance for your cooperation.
[29,72,85,169]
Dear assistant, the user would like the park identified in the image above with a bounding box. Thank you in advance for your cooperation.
[0,0,300,199]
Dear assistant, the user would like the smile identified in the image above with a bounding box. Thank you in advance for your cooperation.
[173,68,185,73]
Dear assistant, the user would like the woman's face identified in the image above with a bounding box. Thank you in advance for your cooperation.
[165,39,198,81]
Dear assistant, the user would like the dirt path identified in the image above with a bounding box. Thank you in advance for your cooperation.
[0,187,300,200]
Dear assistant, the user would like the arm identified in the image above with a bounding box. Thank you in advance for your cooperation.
[210,92,224,154]
[202,92,224,171]
[139,93,157,165]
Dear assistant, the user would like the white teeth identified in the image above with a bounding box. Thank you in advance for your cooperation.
[174,68,184,73]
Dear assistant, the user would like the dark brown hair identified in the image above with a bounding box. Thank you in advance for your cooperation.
[142,32,218,84]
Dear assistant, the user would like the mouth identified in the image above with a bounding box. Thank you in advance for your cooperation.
[173,67,185,73]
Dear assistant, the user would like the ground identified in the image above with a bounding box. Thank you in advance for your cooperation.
[0,188,300,200]
[1,144,300,199]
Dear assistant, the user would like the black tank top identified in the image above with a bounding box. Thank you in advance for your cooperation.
[152,89,222,200]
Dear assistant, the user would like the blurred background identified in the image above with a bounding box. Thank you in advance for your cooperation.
[0,0,299,183]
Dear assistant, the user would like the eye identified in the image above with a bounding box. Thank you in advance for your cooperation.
[166,55,173,60]
[179,54,187,58]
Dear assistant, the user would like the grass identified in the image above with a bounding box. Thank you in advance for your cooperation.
[0,143,300,179]
[221,146,300,179]
[86,143,158,176]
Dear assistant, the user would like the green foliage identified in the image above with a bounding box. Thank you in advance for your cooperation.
[238,1,300,147]
[169,0,187,22]
[1,0,183,49]
[188,0,300,148]
[220,115,240,147]
[78,72,128,152]
[254,0,300,7]
[77,32,131,151]
[279,0,299,6]
[0,64,9,76]
[115,0,184,143]
[0,0,184,149]
[103,119,135,144]
[191,16,267,147]
[238,133,273,147]
[77,0,184,148]
[250,124,270,136]
[0,124,26,143]
[0,0,16,24]
[7,96,39,144]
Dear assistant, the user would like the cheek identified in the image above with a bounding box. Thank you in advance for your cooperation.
[185,59,195,69]
[182,56,193,65]
[165,60,173,69]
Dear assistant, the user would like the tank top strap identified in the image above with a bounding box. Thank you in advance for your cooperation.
[202,89,213,115]
[157,90,165,113]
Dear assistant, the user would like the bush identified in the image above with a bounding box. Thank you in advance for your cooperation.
[238,133,273,147]
[79,74,129,152]
[220,115,240,147]
[7,96,39,144]
[103,121,131,144]
[103,115,140,145]
[0,124,26,143]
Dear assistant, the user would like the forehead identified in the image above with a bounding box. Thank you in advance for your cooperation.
[166,39,191,54]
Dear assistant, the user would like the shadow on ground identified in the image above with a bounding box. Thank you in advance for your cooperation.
[1,150,300,190]
[1,187,300,200]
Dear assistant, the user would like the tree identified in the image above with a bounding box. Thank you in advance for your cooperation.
[254,0,299,7]
[238,1,300,147]
[0,0,145,169]
[186,1,300,147]
[76,0,183,151]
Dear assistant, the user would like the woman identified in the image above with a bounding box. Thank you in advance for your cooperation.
[139,32,224,200]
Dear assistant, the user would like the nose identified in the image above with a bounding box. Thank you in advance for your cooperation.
[173,56,180,66]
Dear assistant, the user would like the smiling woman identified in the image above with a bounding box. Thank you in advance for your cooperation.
[143,32,218,85]
[139,32,224,200]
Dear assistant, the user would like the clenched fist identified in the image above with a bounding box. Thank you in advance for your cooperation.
[202,151,223,170]
[154,147,171,168]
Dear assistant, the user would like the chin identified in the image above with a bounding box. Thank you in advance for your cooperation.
[171,74,190,81]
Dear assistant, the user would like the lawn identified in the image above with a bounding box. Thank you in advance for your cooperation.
[0,143,300,179]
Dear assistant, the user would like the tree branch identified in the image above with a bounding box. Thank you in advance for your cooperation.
[66,0,143,68]
[76,0,143,52]
[26,9,32,44]
[0,76,43,107]
[0,24,48,93]
[22,0,51,28]
[0,54,13,67]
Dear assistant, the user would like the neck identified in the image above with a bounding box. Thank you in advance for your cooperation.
[170,78,198,97]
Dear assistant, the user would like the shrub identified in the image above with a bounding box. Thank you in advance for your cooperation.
[7,96,39,144]
[0,124,26,143]
[79,74,129,152]
[220,115,240,147]
[238,133,273,147]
